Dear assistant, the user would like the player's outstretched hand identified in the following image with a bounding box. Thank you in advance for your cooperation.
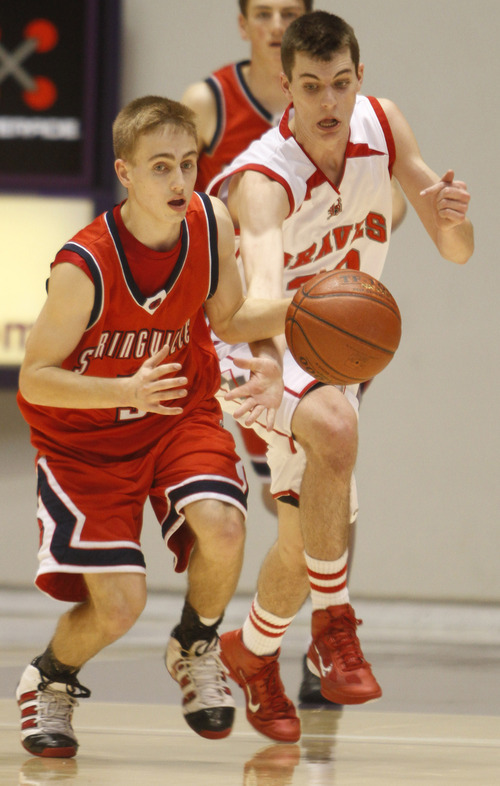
[420,169,471,229]
[224,355,283,431]
[127,343,188,415]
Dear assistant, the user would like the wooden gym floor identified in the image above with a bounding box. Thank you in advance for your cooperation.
[1,590,499,785]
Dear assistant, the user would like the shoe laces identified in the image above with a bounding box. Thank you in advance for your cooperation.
[248,659,292,715]
[33,684,79,736]
[324,608,367,670]
[37,668,91,700]
[180,638,231,704]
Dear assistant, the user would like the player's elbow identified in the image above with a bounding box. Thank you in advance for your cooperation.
[445,238,474,265]
[18,366,39,404]
[209,314,239,345]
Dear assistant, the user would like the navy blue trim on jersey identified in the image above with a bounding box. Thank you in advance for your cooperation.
[235,60,274,122]
[104,210,189,311]
[276,494,299,508]
[37,463,146,570]
[161,477,248,541]
[205,60,272,155]
[205,75,224,155]
[61,242,104,329]
[196,191,219,298]
[251,461,272,479]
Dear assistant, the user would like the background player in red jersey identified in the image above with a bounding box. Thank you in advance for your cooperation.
[207,12,473,742]
[181,0,408,705]
[15,95,292,758]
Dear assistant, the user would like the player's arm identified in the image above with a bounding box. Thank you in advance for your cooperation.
[19,263,187,415]
[181,81,218,153]
[204,196,290,344]
[381,98,474,264]
[391,177,407,231]
[205,196,290,429]
[228,169,291,369]
[230,170,290,301]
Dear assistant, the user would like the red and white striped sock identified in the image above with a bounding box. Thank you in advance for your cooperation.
[305,550,350,610]
[241,595,295,656]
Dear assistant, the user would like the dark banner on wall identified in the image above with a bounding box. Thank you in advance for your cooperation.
[0,0,121,382]
[0,0,120,192]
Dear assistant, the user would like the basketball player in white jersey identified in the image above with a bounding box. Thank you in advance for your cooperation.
[182,0,408,706]
[206,11,473,743]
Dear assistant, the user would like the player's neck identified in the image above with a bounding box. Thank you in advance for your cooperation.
[120,201,182,253]
[290,117,349,187]
[242,60,288,116]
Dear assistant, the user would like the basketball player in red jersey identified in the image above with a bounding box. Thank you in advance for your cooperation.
[207,12,473,742]
[15,95,292,758]
[182,0,409,707]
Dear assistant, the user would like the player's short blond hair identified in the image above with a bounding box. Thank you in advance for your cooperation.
[112,95,197,161]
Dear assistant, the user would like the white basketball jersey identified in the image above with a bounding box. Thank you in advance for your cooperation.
[208,95,395,294]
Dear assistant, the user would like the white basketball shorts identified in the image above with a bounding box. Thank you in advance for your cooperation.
[216,341,360,522]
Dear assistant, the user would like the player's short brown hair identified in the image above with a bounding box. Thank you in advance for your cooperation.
[239,0,313,17]
[281,11,360,80]
[112,95,198,161]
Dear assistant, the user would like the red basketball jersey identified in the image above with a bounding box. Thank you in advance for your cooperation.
[18,192,221,463]
[195,61,274,191]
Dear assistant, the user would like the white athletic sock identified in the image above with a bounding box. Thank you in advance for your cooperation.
[198,614,220,627]
[242,595,295,656]
[305,550,350,610]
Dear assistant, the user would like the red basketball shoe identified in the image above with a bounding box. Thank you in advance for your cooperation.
[307,604,382,704]
[220,629,300,743]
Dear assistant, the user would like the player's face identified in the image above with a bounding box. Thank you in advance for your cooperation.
[282,49,363,148]
[117,125,198,231]
[239,1,306,66]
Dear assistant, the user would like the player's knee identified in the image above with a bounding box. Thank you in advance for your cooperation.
[294,391,358,465]
[214,507,246,561]
[89,578,147,641]
[189,500,246,562]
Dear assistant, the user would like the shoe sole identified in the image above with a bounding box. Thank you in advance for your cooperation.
[195,727,233,740]
[21,740,77,758]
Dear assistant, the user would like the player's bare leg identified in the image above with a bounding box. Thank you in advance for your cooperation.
[256,503,309,618]
[220,503,307,743]
[166,499,245,740]
[17,573,146,758]
[49,572,147,667]
[292,385,382,705]
[291,385,356,561]
[183,499,245,619]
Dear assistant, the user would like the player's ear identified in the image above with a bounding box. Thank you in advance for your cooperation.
[115,159,131,188]
[357,63,365,89]
[238,13,249,41]
[281,72,292,98]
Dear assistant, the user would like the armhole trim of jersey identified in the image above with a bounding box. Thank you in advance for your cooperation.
[196,192,219,299]
[61,243,104,329]
[367,96,396,175]
[204,76,224,155]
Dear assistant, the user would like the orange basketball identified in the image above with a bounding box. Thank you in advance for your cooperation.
[285,270,402,385]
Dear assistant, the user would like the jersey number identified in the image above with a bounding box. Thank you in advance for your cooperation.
[287,249,361,291]
[116,406,147,422]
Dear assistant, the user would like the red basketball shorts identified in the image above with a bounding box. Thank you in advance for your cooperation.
[34,404,248,602]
